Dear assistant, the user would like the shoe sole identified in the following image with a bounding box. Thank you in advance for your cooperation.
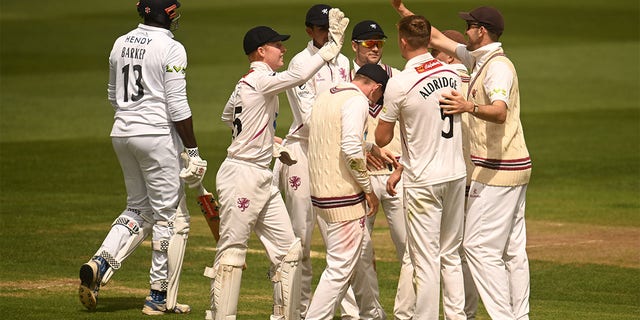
[79,263,97,310]
[142,305,166,316]
[173,304,191,314]
[141,302,191,315]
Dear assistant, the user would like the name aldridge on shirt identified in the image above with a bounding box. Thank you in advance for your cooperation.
[419,77,458,98]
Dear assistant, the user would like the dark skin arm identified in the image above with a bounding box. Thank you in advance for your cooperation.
[174,117,198,148]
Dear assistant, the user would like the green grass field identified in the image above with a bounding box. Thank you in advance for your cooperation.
[1,0,638,319]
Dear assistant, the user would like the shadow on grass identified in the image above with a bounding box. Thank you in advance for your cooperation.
[83,296,142,313]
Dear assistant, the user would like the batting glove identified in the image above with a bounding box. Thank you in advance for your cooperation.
[179,151,207,188]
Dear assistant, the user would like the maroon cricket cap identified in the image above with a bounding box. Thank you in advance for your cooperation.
[442,29,467,45]
[458,6,504,36]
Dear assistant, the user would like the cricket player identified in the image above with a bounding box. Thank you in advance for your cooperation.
[376,14,467,320]
[78,0,206,315]
[271,4,351,317]
[205,9,350,320]
[307,63,393,320]
[392,1,533,319]
[431,29,480,319]
[349,19,417,320]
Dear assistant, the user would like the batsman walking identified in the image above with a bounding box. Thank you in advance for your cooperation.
[78,0,207,315]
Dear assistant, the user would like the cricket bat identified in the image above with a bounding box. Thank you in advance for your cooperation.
[195,183,221,242]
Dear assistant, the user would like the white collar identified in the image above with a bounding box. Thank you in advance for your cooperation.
[138,23,174,38]
[470,42,503,69]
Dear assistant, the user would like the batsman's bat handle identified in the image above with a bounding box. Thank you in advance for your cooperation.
[197,183,208,197]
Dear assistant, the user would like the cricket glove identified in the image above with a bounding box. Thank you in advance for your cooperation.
[318,8,349,61]
[180,155,207,188]
[273,143,298,166]
[328,8,349,46]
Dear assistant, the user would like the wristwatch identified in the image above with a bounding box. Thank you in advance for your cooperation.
[473,104,479,114]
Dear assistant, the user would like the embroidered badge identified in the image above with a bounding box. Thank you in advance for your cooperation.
[339,68,348,81]
[289,176,302,191]
[237,197,250,212]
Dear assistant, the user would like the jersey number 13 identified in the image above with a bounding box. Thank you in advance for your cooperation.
[122,64,144,102]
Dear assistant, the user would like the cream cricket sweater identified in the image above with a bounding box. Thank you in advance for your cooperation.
[467,50,532,186]
[452,63,474,187]
[352,63,402,176]
[308,85,367,223]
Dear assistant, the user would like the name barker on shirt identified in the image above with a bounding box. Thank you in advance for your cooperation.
[414,59,458,98]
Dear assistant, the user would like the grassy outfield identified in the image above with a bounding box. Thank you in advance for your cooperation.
[1,0,638,319]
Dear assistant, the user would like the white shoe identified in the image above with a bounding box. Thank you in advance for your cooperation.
[142,296,191,315]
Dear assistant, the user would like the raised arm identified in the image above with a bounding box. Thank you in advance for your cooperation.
[391,0,461,58]
[391,0,413,17]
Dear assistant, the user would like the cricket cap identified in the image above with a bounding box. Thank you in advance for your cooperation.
[458,6,504,36]
[305,4,331,26]
[243,26,290,55]
[441,29,467,45]
[356,63,389,92]
[351,20,387,40]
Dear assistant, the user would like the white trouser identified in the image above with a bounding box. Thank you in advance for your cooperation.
[461,187,479,320]
[273,139,316,317]
[212,159,299,318]
[306,215,385,320]
[366,174,415,319]
[405,178,466,320]
[111,134,183,286]
[464,182,530,320]
[315,214,361,319]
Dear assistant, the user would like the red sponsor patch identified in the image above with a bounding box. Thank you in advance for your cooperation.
[415,59,443,74]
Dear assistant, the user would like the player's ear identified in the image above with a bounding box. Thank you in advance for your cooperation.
[257,46,266,58]
[399,37,408,50]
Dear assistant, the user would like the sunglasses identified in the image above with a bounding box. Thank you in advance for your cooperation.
[466,22,484,30]
[355,39,385,48]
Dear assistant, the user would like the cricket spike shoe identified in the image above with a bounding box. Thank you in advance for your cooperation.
[142,296,192,315]
[78,258,106,310]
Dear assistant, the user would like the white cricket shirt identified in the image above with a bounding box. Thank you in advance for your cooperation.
[456,42,513,105]
[380,53,466,187]
[108,24,191,137]
[222,55,326,169]
[284,41,350,141]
